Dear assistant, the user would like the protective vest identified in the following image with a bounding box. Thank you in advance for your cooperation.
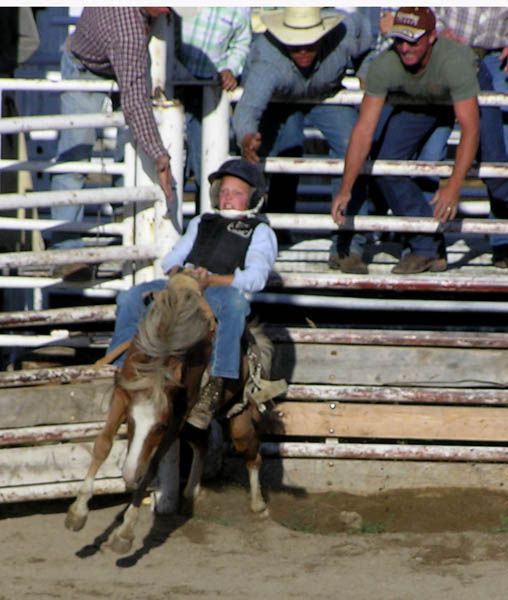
[185,213,262,274]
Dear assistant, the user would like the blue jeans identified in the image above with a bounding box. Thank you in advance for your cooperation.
[49,48,109,249]
[107,281,250,379]
[259,102,360,213]
[483,51,508,153]
[374,106,455,257]
[204,286,250,379]
[476,60,508,251]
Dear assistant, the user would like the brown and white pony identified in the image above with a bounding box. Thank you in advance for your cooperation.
[65,273,278,554]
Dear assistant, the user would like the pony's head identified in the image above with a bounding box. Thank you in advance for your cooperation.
[118,278,214,488]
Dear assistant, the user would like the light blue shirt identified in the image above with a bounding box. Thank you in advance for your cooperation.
[161,214,278,294]
[232,11,373,144]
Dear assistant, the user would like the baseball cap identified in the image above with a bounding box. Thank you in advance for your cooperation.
[390,7,436,43]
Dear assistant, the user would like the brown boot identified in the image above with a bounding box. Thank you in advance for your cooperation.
[187,376,224,430]
[328,252,368,274]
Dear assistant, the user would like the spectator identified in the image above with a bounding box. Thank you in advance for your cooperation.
[331,7,480,274]
[232,7,373,257]
[434,7,508,268]
[48,8,175,255]
[0,7,40,195]
[176,8,251,196]
[105,158,277,429]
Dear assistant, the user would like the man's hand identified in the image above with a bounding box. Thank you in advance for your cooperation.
[156,154,174,203]
[331,191,351,225]
[241,132,262,162]
[219,69,238,91]
[431,186,459,223]
[500,47,508,73]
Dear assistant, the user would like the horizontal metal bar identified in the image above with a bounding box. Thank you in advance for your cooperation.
[0,305,115,328]
[266,271,508,294]
[264,327,508,348]
[0,216,126,234]
[0,364,116,388]
[267,213,508,234]
[263,156,508,179]
[260,442,508,462]
[254,291,508,312]
[229,87,508,107]
[0,159,126,176]
[284,384,508,405]
[0,422,126,446]
[0,244,156,269]
[0,111,126,134]
[0,77,118,93]
[0,479,126,503]
[0,185,159,211]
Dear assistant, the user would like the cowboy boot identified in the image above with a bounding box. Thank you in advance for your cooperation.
[187,376,224,430]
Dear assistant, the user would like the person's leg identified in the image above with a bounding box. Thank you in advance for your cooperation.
[204,286,250,379]
[375,108,450,261]
[49,49,106,249]
[476,60,508,261]
[108,279,167,366]
[259,105,304,214]
[307,103,368,270]
[483,51,508,154]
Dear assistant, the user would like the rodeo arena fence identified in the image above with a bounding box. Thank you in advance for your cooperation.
[3,17,508,506]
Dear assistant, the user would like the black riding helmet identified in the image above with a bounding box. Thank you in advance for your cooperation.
[208,158,266,212]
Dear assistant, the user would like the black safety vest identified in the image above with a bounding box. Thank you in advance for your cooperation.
[185,213,262,275]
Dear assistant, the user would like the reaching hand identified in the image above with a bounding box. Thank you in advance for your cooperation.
[219,69,238,91]
[156,155,174,203]
[241,132,262,162]
[431,187,459,223]
[330,191,351,225]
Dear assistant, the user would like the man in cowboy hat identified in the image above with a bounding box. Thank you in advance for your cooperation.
[232,7,373,255]
[331,7,482,274]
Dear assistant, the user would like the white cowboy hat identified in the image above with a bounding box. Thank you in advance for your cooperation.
[260,7,343,46]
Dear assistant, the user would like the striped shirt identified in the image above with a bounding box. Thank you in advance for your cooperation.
[180,8,251,79]
[70,7,168,162]
[434,7,508,50]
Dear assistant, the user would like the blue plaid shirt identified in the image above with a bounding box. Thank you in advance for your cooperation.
[232,11,373,145]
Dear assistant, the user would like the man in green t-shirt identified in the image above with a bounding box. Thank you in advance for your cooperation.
[331,7,480,274]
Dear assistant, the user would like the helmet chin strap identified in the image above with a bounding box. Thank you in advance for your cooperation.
[214,197,264,218]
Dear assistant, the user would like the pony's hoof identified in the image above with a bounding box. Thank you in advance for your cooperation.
[255,507,270,519]
[64,510,87,531]
[107,533,133,555]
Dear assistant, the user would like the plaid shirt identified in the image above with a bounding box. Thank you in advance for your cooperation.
[70,7,168,162]
[180,8,251,79]
[434,7,508,50]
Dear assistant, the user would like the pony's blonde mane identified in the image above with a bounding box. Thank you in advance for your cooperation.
[119,282,211,411]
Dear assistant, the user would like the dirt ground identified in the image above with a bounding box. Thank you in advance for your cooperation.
[3,483,508,600]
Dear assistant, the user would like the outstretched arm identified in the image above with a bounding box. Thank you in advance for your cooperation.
[431,96,479,223]
[331,94,385,224]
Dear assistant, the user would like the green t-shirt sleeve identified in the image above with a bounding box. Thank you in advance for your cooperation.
[365,52,394,98]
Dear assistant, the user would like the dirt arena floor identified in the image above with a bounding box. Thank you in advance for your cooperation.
[3,483,508,600]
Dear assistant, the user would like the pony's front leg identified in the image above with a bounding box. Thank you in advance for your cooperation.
[106,502,140,554]
[65,386,127,531]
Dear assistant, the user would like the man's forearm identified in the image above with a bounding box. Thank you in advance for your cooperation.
[448,129,479,194]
